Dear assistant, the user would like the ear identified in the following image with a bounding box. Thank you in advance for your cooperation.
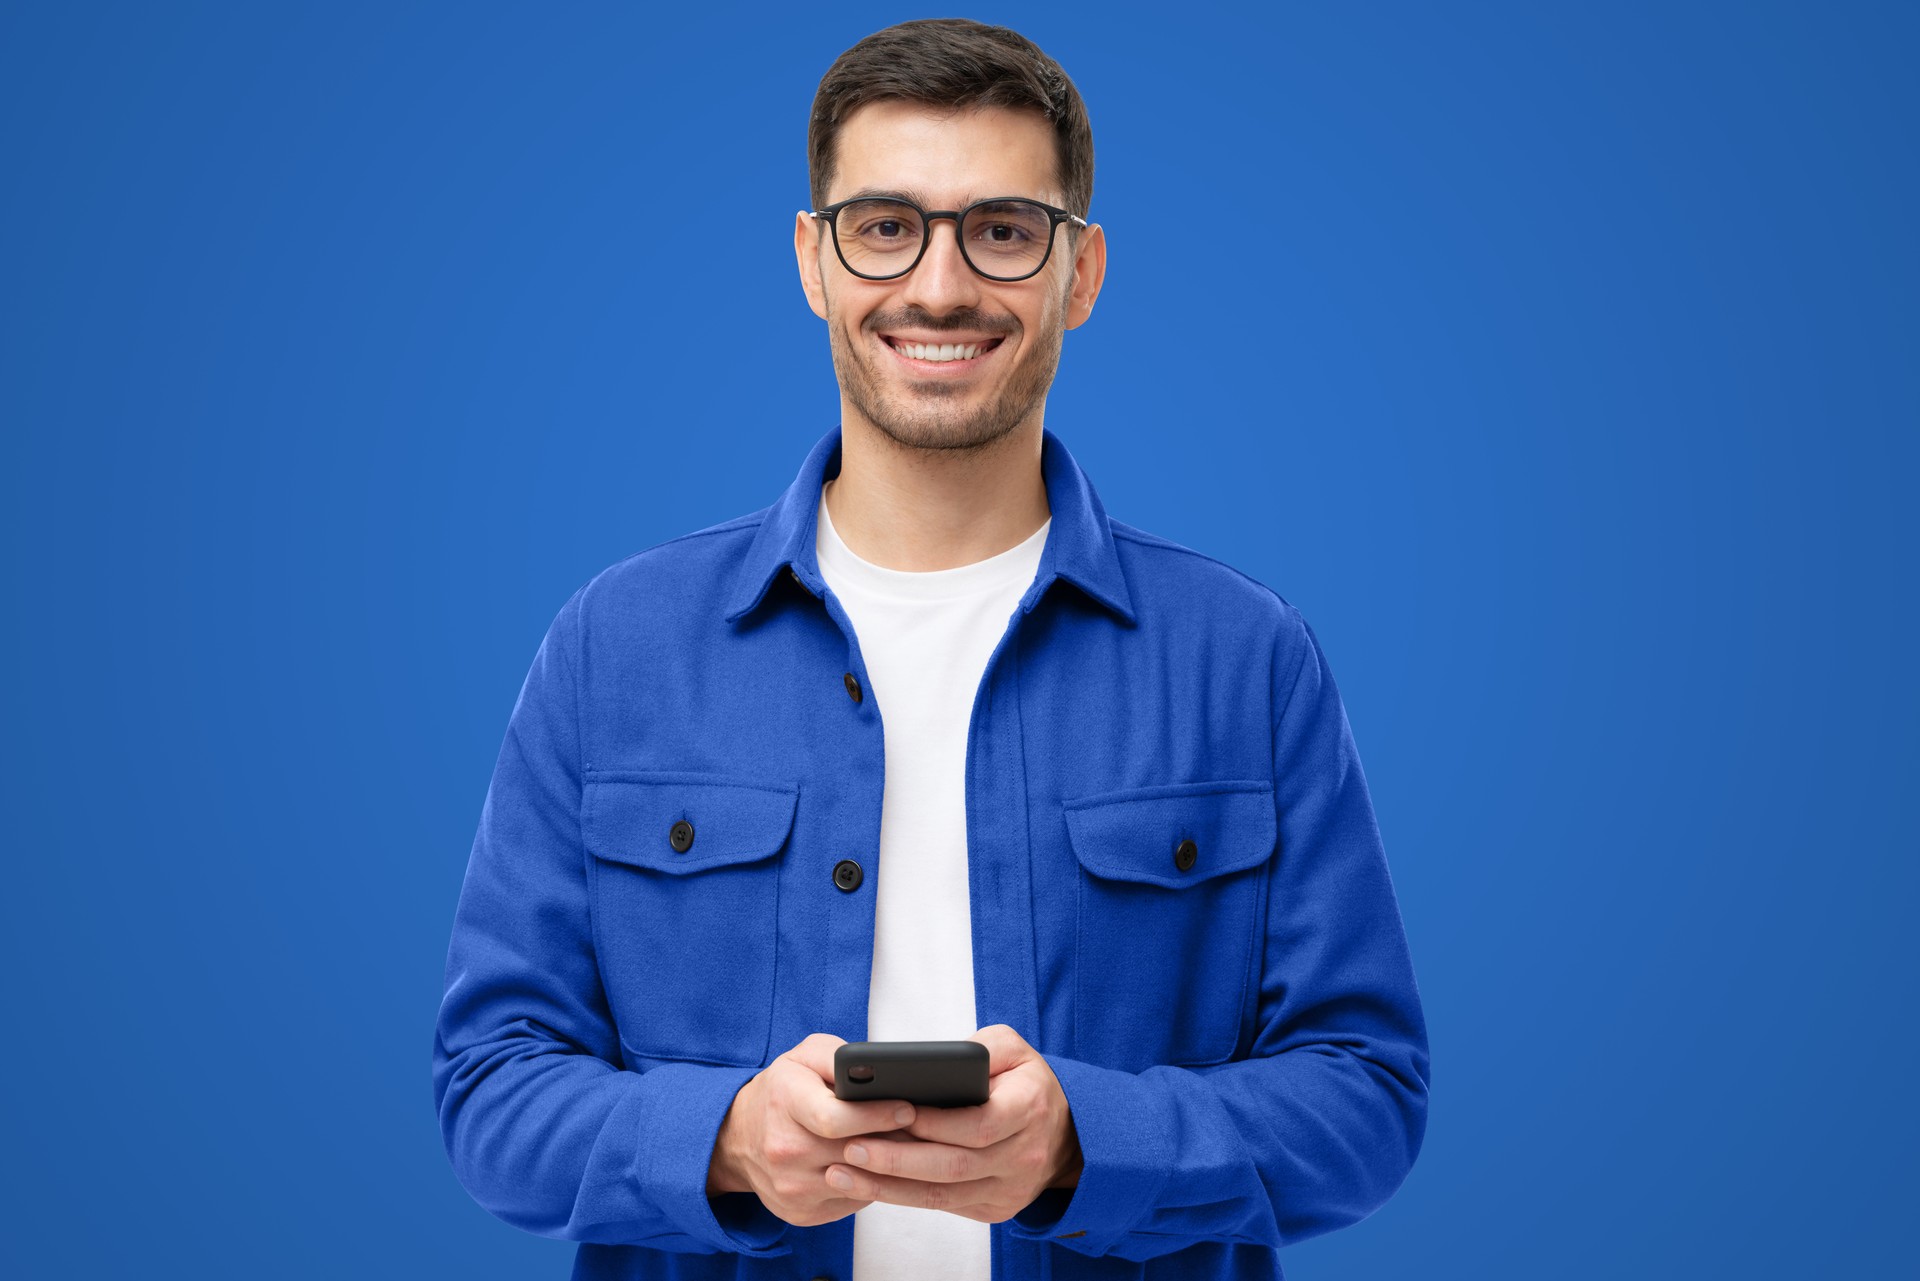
[795,210,829,320]
[1063,222,1107,331]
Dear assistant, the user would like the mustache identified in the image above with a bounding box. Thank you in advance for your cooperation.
[863,306,1017,337]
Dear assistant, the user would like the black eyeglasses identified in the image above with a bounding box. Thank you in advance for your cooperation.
[811,195,1088,282]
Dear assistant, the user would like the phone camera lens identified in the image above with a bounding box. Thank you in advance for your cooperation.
[849,1064,875,1083]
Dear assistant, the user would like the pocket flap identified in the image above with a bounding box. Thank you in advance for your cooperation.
[1062,780,1276,887]
[584,771,798,874]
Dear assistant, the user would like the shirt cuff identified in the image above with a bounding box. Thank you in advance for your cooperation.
[1007,1054,1174,1255]
[632,1062,792,1256]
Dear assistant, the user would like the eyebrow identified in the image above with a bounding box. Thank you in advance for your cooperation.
[836,187,1050,208]
[840,187,973,207]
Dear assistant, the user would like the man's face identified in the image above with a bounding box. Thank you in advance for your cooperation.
[795,100,1105,453]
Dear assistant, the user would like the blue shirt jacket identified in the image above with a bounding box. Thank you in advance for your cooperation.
[433,425,1430,1280]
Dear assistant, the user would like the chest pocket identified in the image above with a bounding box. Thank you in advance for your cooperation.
[583,771,798,1068]
[1063,780,1277,1073]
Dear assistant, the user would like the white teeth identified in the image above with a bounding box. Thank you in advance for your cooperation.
[896,341,984,362]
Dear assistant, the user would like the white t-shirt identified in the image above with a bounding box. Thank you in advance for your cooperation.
[814,482,1051,1281]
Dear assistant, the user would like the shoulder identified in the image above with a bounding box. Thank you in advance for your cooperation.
[549,508,771,634]
[1108,516,1311,649]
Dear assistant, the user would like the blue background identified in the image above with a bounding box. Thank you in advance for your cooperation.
[3,2,1913,1276]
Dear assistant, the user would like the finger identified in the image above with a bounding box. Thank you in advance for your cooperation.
[903,1073,1035,1148]
[841,1135,990,1184]
[796,1091,919,1140]
[778,1052,917,1139]
[825,1163,992,1215]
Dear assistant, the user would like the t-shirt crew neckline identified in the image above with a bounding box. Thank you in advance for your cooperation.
[816,483,1051,604]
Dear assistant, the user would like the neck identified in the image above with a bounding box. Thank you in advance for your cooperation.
[824,415,1051,572]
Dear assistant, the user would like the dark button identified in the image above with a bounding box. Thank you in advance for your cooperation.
[833,859,864,892]
[843,672,863,703]
[668,820,695,853]
[1173,838,1198,873]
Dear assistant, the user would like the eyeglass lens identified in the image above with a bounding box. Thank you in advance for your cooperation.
[832,199,1057,280]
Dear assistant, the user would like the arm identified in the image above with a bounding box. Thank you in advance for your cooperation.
[1009,607,1432,1259]
[430,587,792,1256]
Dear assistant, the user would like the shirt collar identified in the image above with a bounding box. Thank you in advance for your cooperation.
[723,424,1137,627]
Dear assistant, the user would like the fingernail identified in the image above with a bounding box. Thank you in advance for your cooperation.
[847,1143,868,1164]
[894,1105,914,1125]
[827,1169,853,1190]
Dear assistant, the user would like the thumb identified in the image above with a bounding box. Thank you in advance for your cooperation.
[785,1032,847,1086]
[970,1024,1034,1076]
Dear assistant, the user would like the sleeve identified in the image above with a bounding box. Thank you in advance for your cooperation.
[431,586,793,1256]
[1008,607,1431,1259]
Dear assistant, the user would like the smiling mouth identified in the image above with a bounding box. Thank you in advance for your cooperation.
[881,335,1006,364]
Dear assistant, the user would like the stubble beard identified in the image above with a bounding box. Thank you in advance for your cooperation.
[827,286,1068,455]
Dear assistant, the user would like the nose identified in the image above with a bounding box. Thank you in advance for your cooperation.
[899,214,983,314]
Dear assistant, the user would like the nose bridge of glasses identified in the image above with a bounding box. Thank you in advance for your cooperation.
[919,209,971,268]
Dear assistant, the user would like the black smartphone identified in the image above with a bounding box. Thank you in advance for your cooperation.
[833,1040,990,1108]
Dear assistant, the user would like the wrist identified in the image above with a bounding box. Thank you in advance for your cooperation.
[707,1104,748,1196]
[1048,1117,1084,1189]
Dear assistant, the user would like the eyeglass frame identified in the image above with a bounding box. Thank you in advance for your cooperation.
[810,194,1090,283]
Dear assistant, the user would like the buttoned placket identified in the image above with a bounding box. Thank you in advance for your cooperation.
[783,555,1059,1280]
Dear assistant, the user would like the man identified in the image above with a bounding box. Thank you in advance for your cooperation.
[433,18,1429,1281]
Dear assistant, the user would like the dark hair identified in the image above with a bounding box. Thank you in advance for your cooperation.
[808,18,1094,220]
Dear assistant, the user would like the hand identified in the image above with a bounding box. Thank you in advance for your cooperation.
[707,1033,919,1227]
[822,1023,1083,1223]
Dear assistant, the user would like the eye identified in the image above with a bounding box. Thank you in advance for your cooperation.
[842,200,922,244]
[963,202,1051,252]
